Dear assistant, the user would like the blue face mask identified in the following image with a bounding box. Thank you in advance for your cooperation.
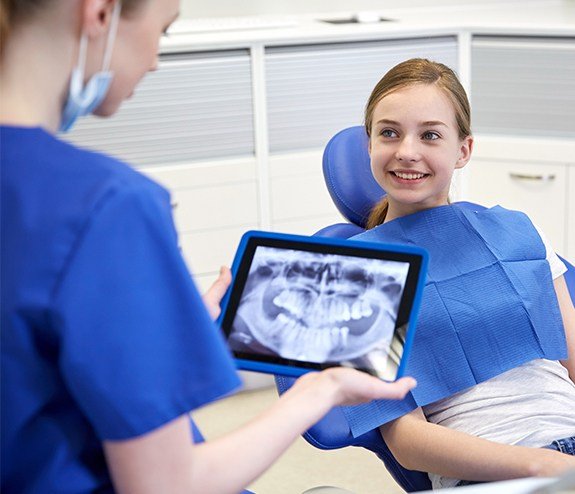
[59,2,121,133]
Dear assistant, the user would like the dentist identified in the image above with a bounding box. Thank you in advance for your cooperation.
[0,1,415,493]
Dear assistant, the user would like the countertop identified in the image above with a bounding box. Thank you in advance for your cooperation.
[161,0,575,53]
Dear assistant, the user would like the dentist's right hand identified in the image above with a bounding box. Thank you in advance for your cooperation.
[291,367,416,407]
[105,367,415,494]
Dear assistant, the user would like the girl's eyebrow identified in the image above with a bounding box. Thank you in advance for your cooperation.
[375,119,401,126]
[375,119,448,127]
[421,120,448,127]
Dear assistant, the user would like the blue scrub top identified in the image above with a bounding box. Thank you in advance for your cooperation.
[1,126,242,493]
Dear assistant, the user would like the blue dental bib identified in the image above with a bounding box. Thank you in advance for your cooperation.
[343,203,567,437]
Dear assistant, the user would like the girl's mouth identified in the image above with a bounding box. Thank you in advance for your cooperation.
[391,171,429,181]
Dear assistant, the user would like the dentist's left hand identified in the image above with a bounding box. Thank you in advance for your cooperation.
[202,266,232,320]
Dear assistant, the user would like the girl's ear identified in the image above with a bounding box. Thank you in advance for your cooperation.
[368,137,372,156]
[82,0,117,38]
[455,135,473,169]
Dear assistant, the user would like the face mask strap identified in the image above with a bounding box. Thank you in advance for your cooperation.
[77,33,88,77]
[102,1,121,72]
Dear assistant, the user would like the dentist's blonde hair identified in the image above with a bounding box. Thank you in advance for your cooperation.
[364,58,472,229]
[0,0,143,52]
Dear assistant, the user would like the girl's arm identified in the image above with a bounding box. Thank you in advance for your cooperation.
[380,407,575,482]
[103,369,415,494]
[555,274,575,380]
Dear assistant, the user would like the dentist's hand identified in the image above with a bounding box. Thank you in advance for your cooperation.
[292,368,417,408]
[202,266,232,320]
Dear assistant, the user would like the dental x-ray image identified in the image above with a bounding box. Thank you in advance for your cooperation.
[227,247,410,371]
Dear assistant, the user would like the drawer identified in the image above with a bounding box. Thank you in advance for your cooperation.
[567,168,575,264]
[271,172,338,222]
[272,213,345,236]
[466,159,567,256]
[172,182,259,233]
[142,158,257,191]
[179,225,258,276]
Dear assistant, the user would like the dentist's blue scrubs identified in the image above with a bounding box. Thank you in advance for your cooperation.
[1,126,242,493]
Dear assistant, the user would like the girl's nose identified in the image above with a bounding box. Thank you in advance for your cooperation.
[395,137,421,162]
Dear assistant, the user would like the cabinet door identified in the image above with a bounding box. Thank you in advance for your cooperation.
[266,36,458,153]
[472,36,575,139]
[64,50,255,167]
[466,159,567,256]
[269,150,342,234]
[568,167,575,263]
[143,159,259,278]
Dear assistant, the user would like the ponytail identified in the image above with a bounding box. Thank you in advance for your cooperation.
[0,0,12,53]
[366,197,389,229]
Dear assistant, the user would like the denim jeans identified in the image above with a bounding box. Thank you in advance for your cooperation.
[456,436,575,487]
[542,435,575,455]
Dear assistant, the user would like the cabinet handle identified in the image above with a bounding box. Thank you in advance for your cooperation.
[509,172,556,182]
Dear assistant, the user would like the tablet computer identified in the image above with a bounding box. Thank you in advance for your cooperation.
[218,231,427,381]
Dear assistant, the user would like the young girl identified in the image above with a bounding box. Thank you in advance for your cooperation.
[0,1,416,492]
[353,58,575,488]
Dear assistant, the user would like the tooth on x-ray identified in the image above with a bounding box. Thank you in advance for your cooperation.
[231,247,409,364]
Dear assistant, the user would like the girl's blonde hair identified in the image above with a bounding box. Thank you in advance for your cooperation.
[0,0,143,52]
[364,58,472,229]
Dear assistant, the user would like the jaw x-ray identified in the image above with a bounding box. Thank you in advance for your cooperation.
[227,247,410,370]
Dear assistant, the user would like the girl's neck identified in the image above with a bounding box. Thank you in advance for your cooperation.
[384,199,450,223]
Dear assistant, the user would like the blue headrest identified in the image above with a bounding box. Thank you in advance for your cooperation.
[322,126,386,228]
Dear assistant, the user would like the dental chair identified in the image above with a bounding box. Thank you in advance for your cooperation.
[274,126,575,493]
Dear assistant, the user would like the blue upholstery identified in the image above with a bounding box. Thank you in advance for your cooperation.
[322,126,384,229]
[275,125,575,492]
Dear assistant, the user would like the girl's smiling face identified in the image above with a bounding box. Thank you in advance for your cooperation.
[368,83,473,222]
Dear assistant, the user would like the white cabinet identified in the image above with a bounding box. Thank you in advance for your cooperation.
[268,150,342,235]
[568,168,575,263]
[65,50,255,166]
[468,35,575,263]
[465,136,575,263]
[142,157,259,290]
[465,158,569,258]
[266,36,458,153]
[471,36,575,139]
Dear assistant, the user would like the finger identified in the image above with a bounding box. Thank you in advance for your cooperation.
[368,376,417,401]
[205,266,232,304]
[388,376,417,397]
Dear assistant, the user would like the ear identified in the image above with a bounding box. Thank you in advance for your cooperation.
[455,135,473,170]
[82,0,117,38]
[368,137,372,157]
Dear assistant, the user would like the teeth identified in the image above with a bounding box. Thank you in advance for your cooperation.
[272,315,355,362]
[334,299,346,323]
[340,326,349,346]
[394,171,425,180]
[351,300,363,320]
[342,303,351,322]
[361,300,373,317]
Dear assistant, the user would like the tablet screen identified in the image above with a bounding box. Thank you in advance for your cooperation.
[219,232,426,380]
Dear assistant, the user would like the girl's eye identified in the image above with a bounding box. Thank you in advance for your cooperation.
[381,129,398,138]
[422,131,440,140]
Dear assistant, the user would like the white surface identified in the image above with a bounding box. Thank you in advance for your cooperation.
[169,16,299,35]
[179,0,531,18]
[163,1,575,52]
[419,477,555,493]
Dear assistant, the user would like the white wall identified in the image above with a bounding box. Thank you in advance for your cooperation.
[179,0,536,18]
